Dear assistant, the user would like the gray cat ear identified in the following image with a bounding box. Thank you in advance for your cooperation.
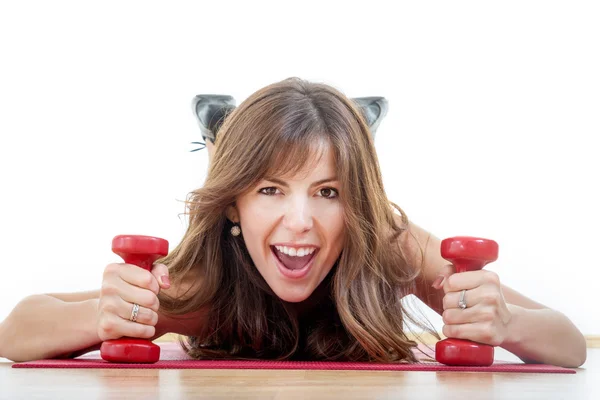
[352,97,389,139]
[191,95,237,144]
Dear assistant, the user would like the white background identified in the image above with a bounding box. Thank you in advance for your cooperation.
[0,1,598,336]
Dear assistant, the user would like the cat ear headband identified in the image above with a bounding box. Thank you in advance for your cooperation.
[190,95,388,152]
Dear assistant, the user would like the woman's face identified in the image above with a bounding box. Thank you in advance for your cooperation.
[230,144,345,303]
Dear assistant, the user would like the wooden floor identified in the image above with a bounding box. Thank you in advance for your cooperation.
[1,348,597,399]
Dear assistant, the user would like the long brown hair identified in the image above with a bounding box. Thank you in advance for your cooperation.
[159,77,437,362]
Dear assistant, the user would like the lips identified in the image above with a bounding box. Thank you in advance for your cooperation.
[270,246,318,279]
[273,247,315,270]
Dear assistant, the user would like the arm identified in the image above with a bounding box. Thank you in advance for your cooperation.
[0,275,207,362]
[0,294,101,362]
[400,218,587,368]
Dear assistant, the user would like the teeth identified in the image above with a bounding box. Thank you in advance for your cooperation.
[275,246,316,257]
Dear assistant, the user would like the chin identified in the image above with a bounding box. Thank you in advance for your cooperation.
[273,286,313,303]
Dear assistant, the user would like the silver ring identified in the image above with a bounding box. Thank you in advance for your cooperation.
[130,303,140,322]
[458,289,467,309]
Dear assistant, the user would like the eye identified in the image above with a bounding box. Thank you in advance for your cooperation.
[318,187,339,199]
[258,187,280,196]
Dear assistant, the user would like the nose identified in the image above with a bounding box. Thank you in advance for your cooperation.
[282,196,313,233]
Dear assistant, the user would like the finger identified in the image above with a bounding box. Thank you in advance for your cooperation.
[443,270,497,293]
[99,312,156,340]
[117,299,159,327]
[443,286,485,310]
[442,304,496,325]
[120,318,156,339]
[114,279,160,312]
[442,321,502,346]
[151,263,170,290]
[443,283,506,310]
[431,264,455,289]
[118,263,161,295]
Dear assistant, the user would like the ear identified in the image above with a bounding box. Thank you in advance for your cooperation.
[225,204,240,224]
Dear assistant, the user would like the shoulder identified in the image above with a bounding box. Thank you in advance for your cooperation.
[155,270,209,338]
[391,214,548,313]
[162,270,204,301]
[391,213,449,311]
[392,212,447,283]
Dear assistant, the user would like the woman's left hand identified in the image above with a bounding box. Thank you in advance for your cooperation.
[432,266,514,346]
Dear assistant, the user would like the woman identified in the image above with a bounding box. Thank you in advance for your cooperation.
[0,78,586,367]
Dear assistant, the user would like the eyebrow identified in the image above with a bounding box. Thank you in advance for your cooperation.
[264,177,339,188]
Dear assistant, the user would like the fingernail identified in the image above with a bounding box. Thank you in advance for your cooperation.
[432,275,445,289]
[161,275,171,287]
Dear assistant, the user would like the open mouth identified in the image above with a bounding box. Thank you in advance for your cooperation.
[270,246,319,279]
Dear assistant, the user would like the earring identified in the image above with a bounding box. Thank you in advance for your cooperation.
[230,224,241,237]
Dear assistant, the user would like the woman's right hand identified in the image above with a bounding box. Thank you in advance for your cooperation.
[97,263,170,341]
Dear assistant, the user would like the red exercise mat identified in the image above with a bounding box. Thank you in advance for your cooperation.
[12,342,575,374]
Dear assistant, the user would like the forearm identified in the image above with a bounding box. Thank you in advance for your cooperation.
[0,295,100,362]
[502,304,587,368]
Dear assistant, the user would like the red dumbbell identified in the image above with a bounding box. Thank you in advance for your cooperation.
[435,236,499,366]
[100,235,169,363]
